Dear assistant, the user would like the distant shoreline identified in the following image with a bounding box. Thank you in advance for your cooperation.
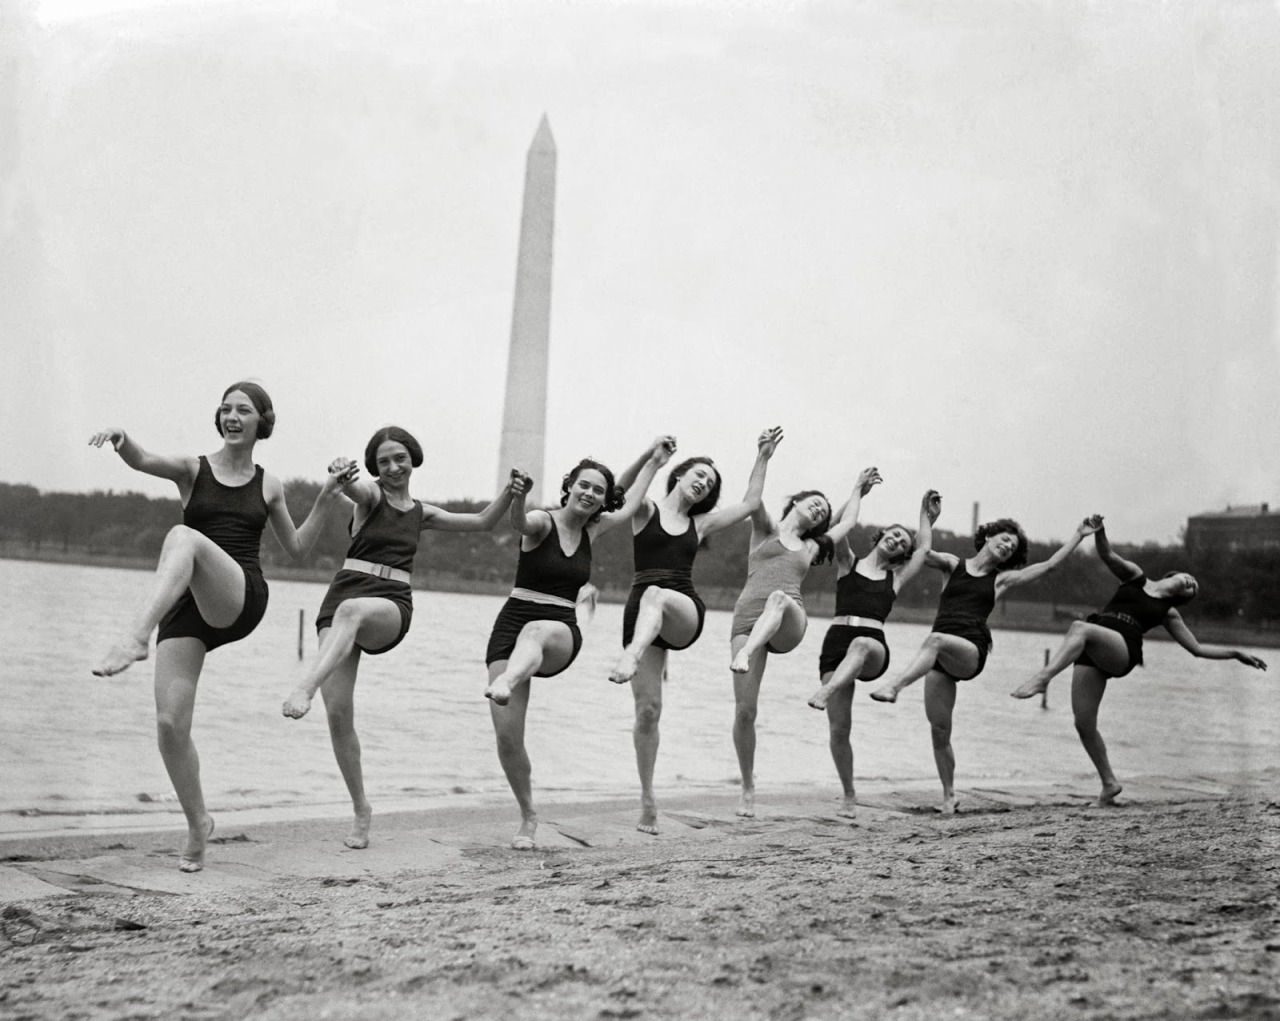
[6,547,1278,649]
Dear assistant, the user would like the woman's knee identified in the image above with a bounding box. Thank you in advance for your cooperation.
[155,711,191,745]
[765,590,794,613]
[635,698,662,731]
[734,703,758,728]
[928,721,951,747]
[159,525,200,557]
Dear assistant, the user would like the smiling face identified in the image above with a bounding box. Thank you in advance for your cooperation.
[789,494,831,532]
[1163,572,1199,603]
[566,468,608,516]
[374,440,414,487]
[985,530,1021,563]
[217,389,262,443]
[876,525,914,562]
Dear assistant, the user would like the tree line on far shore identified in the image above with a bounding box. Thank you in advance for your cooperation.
[1,481,1275,626]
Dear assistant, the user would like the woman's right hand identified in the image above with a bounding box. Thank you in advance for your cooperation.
[922,489,942,523]
[88,428,125,451]
[758,426,783,457]
[327,458,359,486]
[855,466,882,496]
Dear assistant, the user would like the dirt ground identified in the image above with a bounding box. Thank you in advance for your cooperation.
[2,793,1278,1021]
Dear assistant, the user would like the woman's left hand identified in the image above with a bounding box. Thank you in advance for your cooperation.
[856,466,882,496]
[1234,651,1268,670]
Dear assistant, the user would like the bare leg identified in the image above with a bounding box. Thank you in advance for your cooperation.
[317,642,373,848]
[873,633,977,703]
[731,635,769,817]
[283,600,400,718]
[611,587,697,684]
[485,621,573,706]
[809,638,883,710]
[731,591,806,674]
[630,647,666,833]
[489,666,538,848]
[923,670,959,815]
[95,526,246,677]
[153,638,215,871]
[823,678,858,818]
[1012,622,1129,699]
[1071,666,1122,806]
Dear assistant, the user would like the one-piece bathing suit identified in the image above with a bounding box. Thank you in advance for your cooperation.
[486,518,590,678]
[730,536,813,651]
[621,509,706,652]
[818,557,896,681]
[315,492,424,655]
[158,455,270,652]
[1075,573,1178,678]
[929,560,998,680]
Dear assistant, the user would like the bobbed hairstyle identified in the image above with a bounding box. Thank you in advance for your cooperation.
[1161,570,1199,606]
[666,456,722,516]
[214,381,275,439]
[974,517,1028,571]
[364,426,424,478]
[871,523,918,566]
[784,489,835,566]
[561,458,625,524]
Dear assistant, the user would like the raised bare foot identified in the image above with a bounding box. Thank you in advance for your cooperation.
[485,678,512,706]
[869,684,898,704]
[730,649,752,675]
[178,816,214,873]
[510,818,537,850]
[344,803,372,849]
[1094,781,1123,807]
[837,793,858,819]
[736,789,756,818]
[609,650,639,685]
[92,637,149,677]
[281,689,314,719]
[807,684,833,711]
[637,793,659,835]
[1010,676,1050,700]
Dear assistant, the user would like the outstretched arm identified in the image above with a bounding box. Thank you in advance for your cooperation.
[423,469,527,532]
[266,462,356,559]
[825,466,882,546]
[1163,611,1268,669]
[696,426,783,539]
[997,515,1103,596]
[1093,522,1143,582]
[616,435,676,490]
[594,439,673,538]
[88,428,197,490]
[895,489,942,591]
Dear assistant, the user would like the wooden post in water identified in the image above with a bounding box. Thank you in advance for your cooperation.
[298,610,304,660]
[1041,648,1050,709]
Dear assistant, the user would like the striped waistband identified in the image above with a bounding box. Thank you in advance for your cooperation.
[1096,611,1141,630]
[343,558,411,585]
[831,615,884,629]
[510,587,577,610]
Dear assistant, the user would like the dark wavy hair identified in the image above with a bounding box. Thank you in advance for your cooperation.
[214,381,275,439]
[364,426,424,478]
[974,518,1028,571]
[784,489,835,566]
[871,523,918,566]
[561,459,625,524]
[1161,570,1199,606]
[666,456,722,516]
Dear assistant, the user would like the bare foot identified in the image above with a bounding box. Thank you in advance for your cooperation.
[178,816,214,873]
[1010,676,1050,700]
[936,796,959,816]
[637,793,658,835]
[1094,781,1123,807]
[609,650,639,685]
[92,637,149,677]
[869,684,898,704]
[511,818,537,850]
[807,684,833,711]
[736,789,755,818]
[344,803,372,849]
[730,649,752,675]
[281,689,314,719]
[485,678,512,706]
[837,793,858,819]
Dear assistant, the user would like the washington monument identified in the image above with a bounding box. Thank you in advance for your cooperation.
[497,116,556,505]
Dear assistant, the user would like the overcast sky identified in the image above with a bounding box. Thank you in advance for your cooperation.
[3,0,1277,545]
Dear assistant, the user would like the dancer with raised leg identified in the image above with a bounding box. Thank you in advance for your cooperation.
[485,438,673,850]
[729,463,882,818]
[607,427,782,834]
[807,487,942,818]
[89,382,348,871]
[1009,519,1266,805]
[870,514,1102,814]
[281,426,527,849]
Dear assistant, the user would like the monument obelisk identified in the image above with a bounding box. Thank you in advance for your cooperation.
[497,115,556,505]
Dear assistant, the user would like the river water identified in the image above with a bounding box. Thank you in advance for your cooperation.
[1,559,1274,830]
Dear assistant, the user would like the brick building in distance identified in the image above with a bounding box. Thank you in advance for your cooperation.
[1184,503,1280,555]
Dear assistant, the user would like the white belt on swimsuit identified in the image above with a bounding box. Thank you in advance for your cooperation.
[831,615,884,628]
[510,586,577,610]
[343,558,411,585]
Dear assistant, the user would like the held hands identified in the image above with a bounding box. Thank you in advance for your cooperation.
[1078,514,1104,537]
[507,468,533,497]
[325,457,359,492]
[651,435,677,467]
[922,489,942,523]
[855,466,883,497]
[88,428,125,452]
[757,426,783,458]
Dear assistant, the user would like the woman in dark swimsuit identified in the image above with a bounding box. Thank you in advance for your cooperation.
[807,488,941,818]
[871,514,1103,814]
[89,382,347,871]
[1010,519,1266,805]
[485,438,672,850]
[281,425,525,850]
[606,427,782,835]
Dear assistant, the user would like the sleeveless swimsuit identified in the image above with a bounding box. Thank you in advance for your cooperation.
[929,560,998,680]
[818,557,896,681]
[621,509,706,652]
[730,535,813,651]
[157,455,270,652]
[486,518,590,677]
[1076,574,1178,678]
[315,492,424,654]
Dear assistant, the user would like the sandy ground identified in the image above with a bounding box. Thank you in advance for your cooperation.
[1,774,1278,1021]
